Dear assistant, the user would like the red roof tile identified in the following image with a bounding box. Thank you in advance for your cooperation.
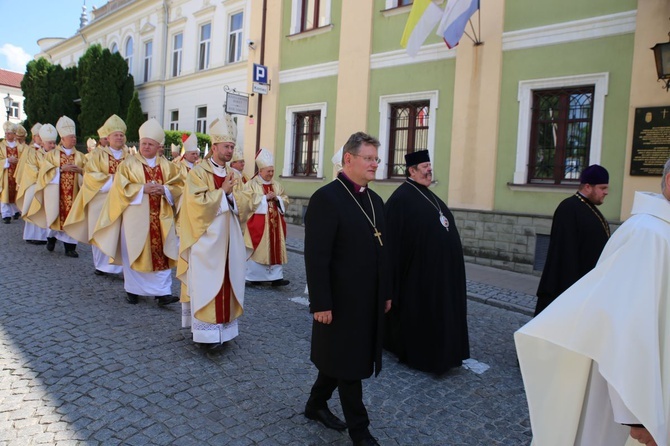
[0,69,23,88]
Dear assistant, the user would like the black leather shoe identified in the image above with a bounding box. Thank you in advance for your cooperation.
[126,292,139,304]
[46,237,56,251]
[3,217,10,224]
[271,279,290,287]
[13,212,20,220]
[353,437,380,446]
[304,407,347,431]
[156,295,179,306]
[94,269,107,276]
[64,250,79,258]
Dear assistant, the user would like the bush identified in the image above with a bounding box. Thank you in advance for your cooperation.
[163,130,211,157]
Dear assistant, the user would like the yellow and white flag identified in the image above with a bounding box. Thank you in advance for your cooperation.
[400,0,444,57]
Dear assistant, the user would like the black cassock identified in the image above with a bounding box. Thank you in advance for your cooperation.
[383,180,470,374]
[535,193,610,315]
[304,173,389,380]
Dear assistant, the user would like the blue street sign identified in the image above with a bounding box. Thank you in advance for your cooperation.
[253,63,268,84]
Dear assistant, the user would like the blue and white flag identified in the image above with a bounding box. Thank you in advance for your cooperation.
[436,0,479,49]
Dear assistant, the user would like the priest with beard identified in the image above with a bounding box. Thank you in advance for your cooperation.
[177,115,247,350]
[515,159,670,446]
[534,164,610,315]
[383,150,469,374]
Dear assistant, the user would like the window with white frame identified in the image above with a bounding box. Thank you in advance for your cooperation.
[198,23,211,71]
[527,86,594,184]
[293,111,321,176]
[228,12,244,64]
[143,40,152,83]
[110,43,118,54]
[282,103,327,178]
[172,33,183,77]
[125,37,134,74]
[377,91,438,180]
[169,110,179,131]
[385,0,413,7]
[387,101,430,178]
[290,0,331,34]
[196,106,207,133]
[9,101,19,118]
[513,73,609,185]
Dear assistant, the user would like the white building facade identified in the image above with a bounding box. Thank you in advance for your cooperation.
[36,0,251,146]
[0,69,27,139]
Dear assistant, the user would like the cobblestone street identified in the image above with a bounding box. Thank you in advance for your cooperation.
[0,221,532,445]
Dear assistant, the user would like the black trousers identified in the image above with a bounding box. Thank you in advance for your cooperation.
[306,371,370,441]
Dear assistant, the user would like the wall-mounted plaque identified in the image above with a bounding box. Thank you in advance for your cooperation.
[631,106,670,176]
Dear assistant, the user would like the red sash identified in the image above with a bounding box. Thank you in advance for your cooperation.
[58,151,76,228]
[6,147,17,203]
[142,164,169,271]
[108,153,122,174]
[246,183,286,265]
[212,172,232,323]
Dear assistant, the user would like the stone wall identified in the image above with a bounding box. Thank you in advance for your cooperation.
[285,197,620,275]
[452,209,550,275]
[285,196,311,225]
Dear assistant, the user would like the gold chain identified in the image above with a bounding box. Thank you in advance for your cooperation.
[575,192,610,237]
[405,180,442,214]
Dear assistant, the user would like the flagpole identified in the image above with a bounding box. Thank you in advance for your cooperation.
[462,29,477,45]
[478,2,481,43]
[470,19,482,45]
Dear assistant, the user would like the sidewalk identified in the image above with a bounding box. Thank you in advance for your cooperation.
[286,224,539,316]
[0,218,532,445]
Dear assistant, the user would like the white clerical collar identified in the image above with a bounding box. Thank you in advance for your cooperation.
[185,160,194,168]
[209,159,227,176]
[261,178,273,185]
[110,147,123,160]
[62,147,73,155]
[6,141,16,148]
[34,143,41,149]
[144,156,157,167]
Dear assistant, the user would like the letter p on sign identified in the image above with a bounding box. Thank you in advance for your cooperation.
[253,64,268,84]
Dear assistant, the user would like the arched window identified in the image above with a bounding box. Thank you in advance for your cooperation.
[125,37,134,73]
[110,43,118,54]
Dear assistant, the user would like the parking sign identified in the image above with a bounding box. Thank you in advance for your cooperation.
[253,63,268,84]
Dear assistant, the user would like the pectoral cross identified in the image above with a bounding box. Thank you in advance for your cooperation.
[373,228,383,246]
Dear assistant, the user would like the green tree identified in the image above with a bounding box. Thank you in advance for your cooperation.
[48,65,79,127]
[77,44,134,136]
[21,58,53,126]
[21,59,80,131]
[125,91,144,142]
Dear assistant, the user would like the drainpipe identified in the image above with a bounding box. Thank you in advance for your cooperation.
[159,0,169,126]
[254,0,267,156]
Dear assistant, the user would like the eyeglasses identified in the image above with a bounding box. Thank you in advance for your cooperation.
[351,154,381,164]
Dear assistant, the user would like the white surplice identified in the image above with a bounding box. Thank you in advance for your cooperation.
[515,191,670,446]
